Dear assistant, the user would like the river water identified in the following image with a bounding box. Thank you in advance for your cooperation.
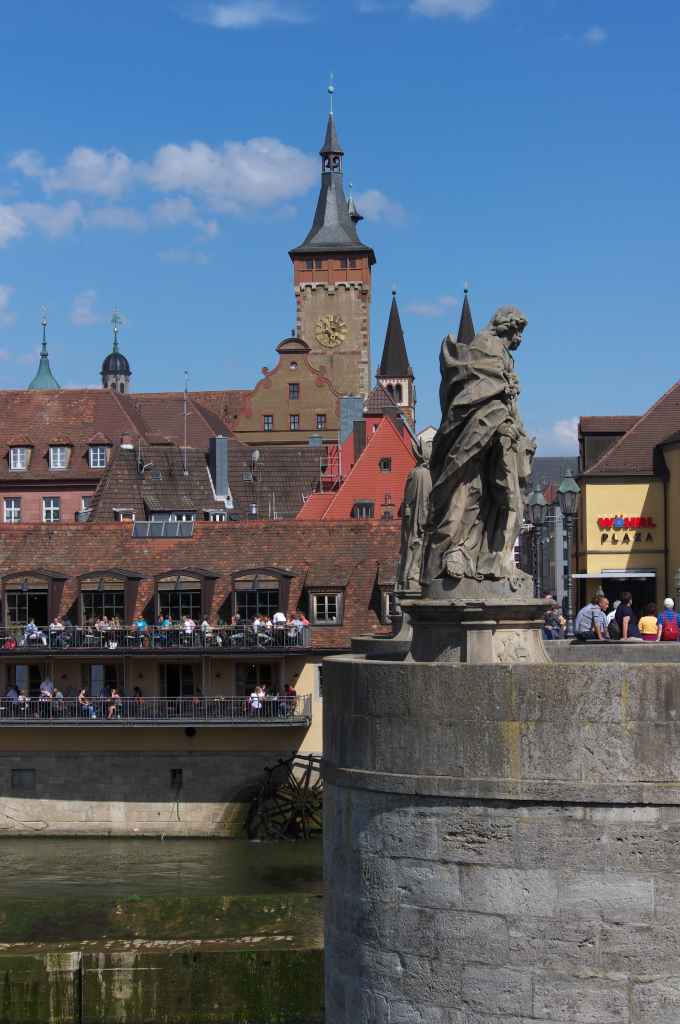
[0,837,323,899]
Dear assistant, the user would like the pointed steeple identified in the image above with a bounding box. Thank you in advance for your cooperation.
[27,314,60,390]
[379,291,411,377]
[456,286,475,346]
[289,111,375,260]
[320,112,344,160]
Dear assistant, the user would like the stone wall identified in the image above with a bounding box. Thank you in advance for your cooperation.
[323,657,680,1023]
[0,748,300,836]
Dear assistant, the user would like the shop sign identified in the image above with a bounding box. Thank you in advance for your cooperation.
[597,516,657,529]
[597,514,655,544]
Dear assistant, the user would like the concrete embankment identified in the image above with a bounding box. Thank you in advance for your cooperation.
[0,894,325,1023]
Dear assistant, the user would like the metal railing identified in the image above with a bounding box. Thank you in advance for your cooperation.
[0,624,312,651]
[0,694,312,725]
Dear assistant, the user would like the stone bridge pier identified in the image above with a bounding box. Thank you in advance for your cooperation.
[322,657,680,1023]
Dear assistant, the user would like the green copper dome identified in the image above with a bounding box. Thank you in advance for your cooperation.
[27,320,60,391]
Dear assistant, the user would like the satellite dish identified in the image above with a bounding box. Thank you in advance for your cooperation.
[252,450,260,464]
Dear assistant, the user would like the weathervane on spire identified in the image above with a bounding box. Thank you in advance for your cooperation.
[42,305,46,326]
[111,308,122,353]
[328,71,334,113]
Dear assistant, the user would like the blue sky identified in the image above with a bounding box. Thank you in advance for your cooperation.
[0,0,676,454]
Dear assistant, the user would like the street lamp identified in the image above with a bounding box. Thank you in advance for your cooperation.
[557,468,581,639]
[527,483,548,598]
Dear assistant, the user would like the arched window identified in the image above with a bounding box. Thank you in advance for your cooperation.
[387,385,393,398]
[119,383,125,393]
[395,385,402,403]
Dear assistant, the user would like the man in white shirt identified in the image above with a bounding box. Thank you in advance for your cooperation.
[273,611,286,626]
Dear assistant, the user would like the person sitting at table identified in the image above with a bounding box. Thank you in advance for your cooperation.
[51,686,64,714]
[62,617,76,646]
[107,687,122,719]
[38,677,53,718]
[152,615,167,646]
[78,687,96,719]
[24,618,46,646]
[295,609,310,628]
[134,617,151,646]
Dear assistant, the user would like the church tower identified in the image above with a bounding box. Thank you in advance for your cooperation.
[101,310,131,393]
[375,289,415,430]
[289,105,375,400]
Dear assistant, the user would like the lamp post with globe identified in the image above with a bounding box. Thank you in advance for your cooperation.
[557,468,581,639]
[527,483,548,598]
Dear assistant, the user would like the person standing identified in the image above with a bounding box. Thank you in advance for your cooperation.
[657,598,680,641]
[615,592,641,640]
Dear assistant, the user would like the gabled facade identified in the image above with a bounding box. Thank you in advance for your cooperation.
[231,336,343,446]
[297,414,415,521]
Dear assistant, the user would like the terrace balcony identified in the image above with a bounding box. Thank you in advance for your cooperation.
[0,694,312,727]
[0,624,312,655]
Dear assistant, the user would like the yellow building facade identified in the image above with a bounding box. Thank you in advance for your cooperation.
[575,402,680,613]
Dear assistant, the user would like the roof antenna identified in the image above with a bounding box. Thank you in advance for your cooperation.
[183,369,189,476]
[328,71,334,113]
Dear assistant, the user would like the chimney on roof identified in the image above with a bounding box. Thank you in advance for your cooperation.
[353,420,367,463]
[209,436,229,499]
[120,433,133,449]
[382,406,404,437]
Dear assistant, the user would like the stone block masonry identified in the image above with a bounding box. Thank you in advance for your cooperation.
[323,657,680,1022]
[0,747,309,836]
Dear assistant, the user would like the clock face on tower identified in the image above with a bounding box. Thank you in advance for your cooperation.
[315,315,347,349]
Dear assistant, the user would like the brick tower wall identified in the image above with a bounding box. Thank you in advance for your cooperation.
[295,282,371,400]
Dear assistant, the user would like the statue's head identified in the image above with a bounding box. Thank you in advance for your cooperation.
[490,306,528,351]
[412,437,432,467]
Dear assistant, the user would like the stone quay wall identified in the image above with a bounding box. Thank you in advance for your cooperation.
[323,658,680,1023]
[0,747,304,836]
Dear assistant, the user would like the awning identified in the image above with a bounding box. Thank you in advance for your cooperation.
[572,571,657,579]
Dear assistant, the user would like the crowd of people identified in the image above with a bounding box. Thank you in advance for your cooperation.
[555,592,680,642]
[11,610,311,649]
[1,677,304,720]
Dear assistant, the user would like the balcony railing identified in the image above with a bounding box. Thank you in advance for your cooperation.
[0,624,312,652]
[0,694,312,726]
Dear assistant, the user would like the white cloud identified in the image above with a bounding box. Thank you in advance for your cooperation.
[190,1,308,28]
[88,206,148,230]
[0,285,16,328]
[0,204,28,246]
[12,139,317,215]
[583,25,607,44]
[411,0,492,18]
[11,147,134,196]
[64,382,100,389]
[141,138,317,211]
[70,289,106,327]
[158,248,210,264]
[404,296,459,317]
[150,197,219,236]
[533,416,579,456]
[352,189,408,227]
[0,200,83,245]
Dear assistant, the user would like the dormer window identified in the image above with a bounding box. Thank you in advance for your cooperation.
[89,446,107,469]
[380,458,392,473]
[50,447,67,470]
[10,448,26,471]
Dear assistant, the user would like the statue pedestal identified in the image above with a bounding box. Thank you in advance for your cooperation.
[401,575,551,664]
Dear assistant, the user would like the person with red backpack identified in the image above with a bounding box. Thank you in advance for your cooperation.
[657,598,680,641]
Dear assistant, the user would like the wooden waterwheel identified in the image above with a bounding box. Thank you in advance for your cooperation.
[257,753,322,841]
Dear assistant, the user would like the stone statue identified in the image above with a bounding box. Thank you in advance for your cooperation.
[396,439,432,592]
[422,306,536,586]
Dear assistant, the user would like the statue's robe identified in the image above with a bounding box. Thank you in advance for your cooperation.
[396,462,432,590]
[422,330,534,584]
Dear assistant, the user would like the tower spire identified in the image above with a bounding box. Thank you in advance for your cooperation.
[456,284,475,346]
[27,310,61,390]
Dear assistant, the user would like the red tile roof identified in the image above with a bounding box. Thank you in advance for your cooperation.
[297,493,336,519]
[0,520,399,650]
[579,416,641,436]
[298,416,415,520]
[581,380,680,477]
